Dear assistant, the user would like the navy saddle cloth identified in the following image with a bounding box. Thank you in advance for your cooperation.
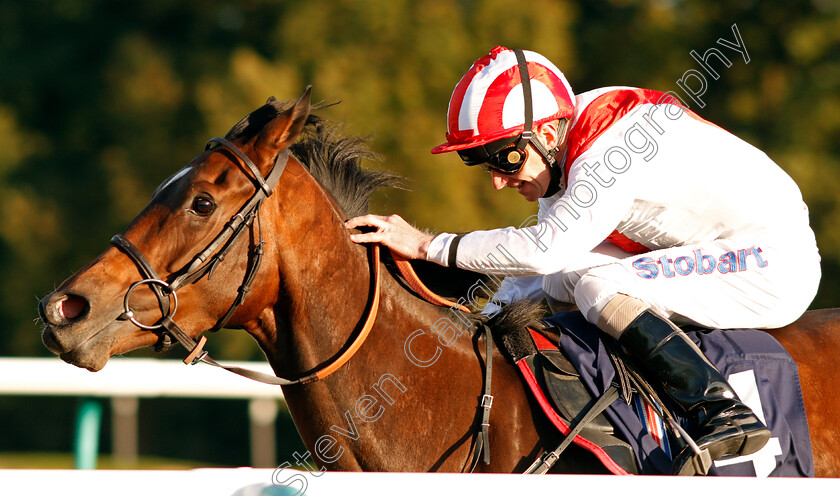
[543,311,814,477]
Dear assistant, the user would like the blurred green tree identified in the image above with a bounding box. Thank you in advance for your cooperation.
[2,0,839,361]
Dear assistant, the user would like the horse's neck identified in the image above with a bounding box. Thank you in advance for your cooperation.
[277,267,486,471]
[239,180,364,400]
[241,165,505,471]
[231,164,608,472]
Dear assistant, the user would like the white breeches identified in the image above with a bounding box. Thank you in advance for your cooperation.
[541,236,821,330]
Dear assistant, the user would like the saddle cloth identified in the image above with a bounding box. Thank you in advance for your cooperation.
[513,332,639,474]
[522,311,814,476]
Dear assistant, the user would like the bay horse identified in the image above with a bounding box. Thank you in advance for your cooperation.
[38,89,840,476]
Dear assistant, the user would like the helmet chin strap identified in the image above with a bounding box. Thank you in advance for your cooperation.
[513,49,566,198]
[542,120,570,198]
[544,161,564,198]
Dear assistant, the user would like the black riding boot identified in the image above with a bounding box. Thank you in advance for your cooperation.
[618,311,771,475]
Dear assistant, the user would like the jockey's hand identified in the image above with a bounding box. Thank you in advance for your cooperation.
[344,214,434,260]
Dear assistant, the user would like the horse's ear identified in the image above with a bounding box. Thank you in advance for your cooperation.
[256,86,312,156]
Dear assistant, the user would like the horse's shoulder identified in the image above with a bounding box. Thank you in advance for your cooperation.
[785,308,840,332]
[801,307,840,320]
[766,308,840,359]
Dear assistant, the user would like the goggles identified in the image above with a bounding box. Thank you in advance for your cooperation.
[457,137,529,175]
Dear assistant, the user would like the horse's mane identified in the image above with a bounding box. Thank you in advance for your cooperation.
[225,97,400,218]
[225,97,539,326]
[486,299,550,335]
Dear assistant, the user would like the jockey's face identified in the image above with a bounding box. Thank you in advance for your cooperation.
[488,149,552,201]
[489,121,563,202]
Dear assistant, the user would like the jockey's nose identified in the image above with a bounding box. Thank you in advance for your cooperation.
[491,171,509,190]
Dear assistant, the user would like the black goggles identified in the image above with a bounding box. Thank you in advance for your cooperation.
[457,137,529,175]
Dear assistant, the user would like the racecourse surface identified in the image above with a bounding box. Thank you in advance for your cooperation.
[2,468,839,495]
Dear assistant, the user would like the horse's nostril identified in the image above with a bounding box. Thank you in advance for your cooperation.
[59,295,89,321]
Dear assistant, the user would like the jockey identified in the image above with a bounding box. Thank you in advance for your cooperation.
[345,46,821,474]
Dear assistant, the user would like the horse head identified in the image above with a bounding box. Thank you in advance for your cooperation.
[38,88,313,371]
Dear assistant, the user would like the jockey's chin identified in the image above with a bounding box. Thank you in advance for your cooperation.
[517,182,545,201]
[492,169,551,201]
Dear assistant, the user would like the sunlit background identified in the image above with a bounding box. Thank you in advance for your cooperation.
[1,0,838,468]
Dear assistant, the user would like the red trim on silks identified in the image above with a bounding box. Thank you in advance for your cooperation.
[563,88,722,176]
[605,233,650,255]
[515,360,632,475]
[563,87,724,256]
[565,88,665,173]
[645,403,662,448]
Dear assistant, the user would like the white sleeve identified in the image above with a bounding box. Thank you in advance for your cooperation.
[439,165,636,276]
[426,232,458,267]
[427,111,648,276]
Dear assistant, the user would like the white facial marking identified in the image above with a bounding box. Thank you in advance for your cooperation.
[153,167,191,199]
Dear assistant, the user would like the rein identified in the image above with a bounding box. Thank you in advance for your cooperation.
[390,253,471,312]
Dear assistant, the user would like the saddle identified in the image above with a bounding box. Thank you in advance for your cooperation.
[498,310,815,477]
[496,322,640,475]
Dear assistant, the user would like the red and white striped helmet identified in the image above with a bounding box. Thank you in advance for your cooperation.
[431,46,575,154]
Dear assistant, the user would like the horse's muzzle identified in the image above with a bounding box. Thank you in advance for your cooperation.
[39,292,90,327]
[39,292,93,356]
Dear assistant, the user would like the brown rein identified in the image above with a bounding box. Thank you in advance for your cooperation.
[116,230,469,386]
[294,246,471,382]
[391,252,471,313]
[188,245,471,385]
[164,242,382,386]
[310,243,381,381]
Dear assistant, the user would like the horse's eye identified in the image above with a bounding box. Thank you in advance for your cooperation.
[190,196,216,216]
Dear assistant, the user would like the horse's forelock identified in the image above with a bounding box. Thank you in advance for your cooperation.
[225,99,290,143]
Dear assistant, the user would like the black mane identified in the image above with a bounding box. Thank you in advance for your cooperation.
[225,97,400,218]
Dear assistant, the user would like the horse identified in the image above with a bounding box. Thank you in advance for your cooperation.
[37,88,840,476]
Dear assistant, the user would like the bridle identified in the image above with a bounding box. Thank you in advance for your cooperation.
[110,136,381,385]
[109,134,494,468]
